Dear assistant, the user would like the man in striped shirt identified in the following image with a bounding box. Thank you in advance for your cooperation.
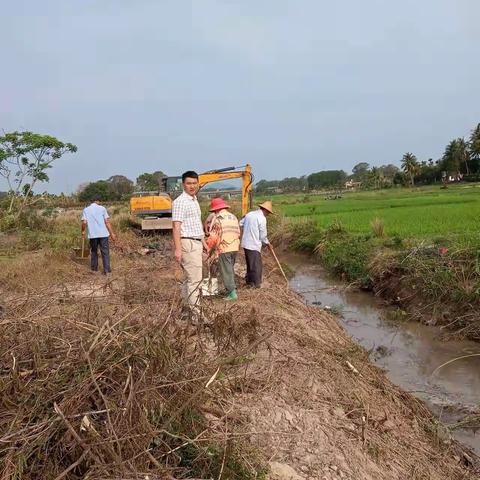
[172,171,205,313]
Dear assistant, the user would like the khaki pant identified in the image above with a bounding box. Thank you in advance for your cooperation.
[181,238,203,308]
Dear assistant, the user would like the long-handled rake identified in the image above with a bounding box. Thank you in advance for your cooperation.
[268,244,289,287]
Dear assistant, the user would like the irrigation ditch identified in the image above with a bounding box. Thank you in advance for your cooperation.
[270,215,480,342]
[284,253,480,455]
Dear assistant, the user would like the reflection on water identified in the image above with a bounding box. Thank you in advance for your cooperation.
[288,258,480,454]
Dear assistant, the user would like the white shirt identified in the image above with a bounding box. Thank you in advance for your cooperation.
[240,209,269,252]
[172,191,204,238]
[81,203,110,239]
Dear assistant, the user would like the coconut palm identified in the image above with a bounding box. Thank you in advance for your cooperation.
[469,123,480,159]
[442,138,470,175]
[370,167,383,189]
[401,152,419,187]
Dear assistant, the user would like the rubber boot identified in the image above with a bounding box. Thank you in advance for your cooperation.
[225,289,238,301]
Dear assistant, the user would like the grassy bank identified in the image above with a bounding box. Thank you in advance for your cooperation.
[267,185,480,340]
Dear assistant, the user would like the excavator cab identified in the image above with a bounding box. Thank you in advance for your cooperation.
[162,176,183,198]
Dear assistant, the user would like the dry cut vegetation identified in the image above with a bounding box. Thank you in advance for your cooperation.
[0,245,268,479]
[0,228,479,479]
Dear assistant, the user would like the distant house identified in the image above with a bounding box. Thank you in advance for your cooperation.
[442,171,463,183]
[345,180,361,190]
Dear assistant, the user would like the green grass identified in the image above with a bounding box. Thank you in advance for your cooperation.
[261,184,480,238]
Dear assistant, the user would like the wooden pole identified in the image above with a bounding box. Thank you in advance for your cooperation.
[81,236,85,258]
[268,244,289,286]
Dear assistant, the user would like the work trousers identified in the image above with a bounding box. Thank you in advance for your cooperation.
[181,238,203,308]
[244,248,262,288]
[90,237,111,273]
[218,252,237,294]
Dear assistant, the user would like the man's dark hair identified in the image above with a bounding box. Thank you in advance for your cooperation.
[91,195,102,203]
[182,170,199,182]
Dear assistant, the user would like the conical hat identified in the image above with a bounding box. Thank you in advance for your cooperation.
[258,200,274,214]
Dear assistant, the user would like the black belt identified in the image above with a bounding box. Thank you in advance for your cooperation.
[181,237,202,242]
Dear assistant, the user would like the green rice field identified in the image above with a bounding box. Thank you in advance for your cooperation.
[265,184,480,238]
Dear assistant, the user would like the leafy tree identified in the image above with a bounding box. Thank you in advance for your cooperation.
[77,175,134,202]
[136,171,167,191]
[457,138,470,174]
[415,159,438,185]
[401,152,419,187]
[78,181,111,203]
[254,179,280,193]
[76,182,90,195]
[369,167,384,189]
[378,164,400,180]
[393,171,405,185]
[107,175,134,200]
[307,170,347,190]
[278,176,307,192]
[352,162,370,180]
[0,131,77,214]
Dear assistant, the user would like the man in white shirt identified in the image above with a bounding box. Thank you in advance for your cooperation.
[172,171,206,312]
[81,196,117,274]
[239,201,273,288]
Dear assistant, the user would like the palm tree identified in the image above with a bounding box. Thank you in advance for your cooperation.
[457,138,470,174]
[401,152,419,187]
[442,138,470,175]
[370,166,383,189]
[469,123,480,160]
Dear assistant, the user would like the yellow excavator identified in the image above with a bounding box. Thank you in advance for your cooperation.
[130,164,253,230]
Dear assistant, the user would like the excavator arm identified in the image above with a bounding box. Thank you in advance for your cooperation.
[198,164,253,216]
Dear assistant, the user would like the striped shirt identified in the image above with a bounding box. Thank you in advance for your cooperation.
[172,191,204,238]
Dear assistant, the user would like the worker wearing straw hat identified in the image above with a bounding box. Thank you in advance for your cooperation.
[239,201,273,288]
[205,197,241,301]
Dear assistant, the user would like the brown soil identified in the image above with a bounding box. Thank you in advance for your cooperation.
[0,236,478,479]
[230,273,479,479]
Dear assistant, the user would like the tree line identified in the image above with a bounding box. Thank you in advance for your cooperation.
[2,121,479,211]
[255,122,480,192]
[77,171,166,202]
[254,165,401,193]
[401,123,480,186]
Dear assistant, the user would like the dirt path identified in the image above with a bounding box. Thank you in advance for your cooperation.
[0,239,478,479]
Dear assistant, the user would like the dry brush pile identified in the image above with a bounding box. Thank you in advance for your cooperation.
[0,251,269,479]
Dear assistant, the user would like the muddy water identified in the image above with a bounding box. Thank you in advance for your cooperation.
[286,256,480,454]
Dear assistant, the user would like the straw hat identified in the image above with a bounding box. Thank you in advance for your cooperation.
[209,197,231,212]
[258,200,274,214]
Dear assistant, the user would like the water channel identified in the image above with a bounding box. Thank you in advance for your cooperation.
[285,255,480,454]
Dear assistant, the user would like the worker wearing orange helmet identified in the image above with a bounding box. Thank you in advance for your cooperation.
[205,197,241,301]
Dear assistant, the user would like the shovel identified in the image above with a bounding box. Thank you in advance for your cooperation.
[72,235,90,263]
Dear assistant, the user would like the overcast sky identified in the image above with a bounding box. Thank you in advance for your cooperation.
[1,0,479,193]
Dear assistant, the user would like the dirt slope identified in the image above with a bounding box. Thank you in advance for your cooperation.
[228,281,478,479]
[0,238,478,479]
